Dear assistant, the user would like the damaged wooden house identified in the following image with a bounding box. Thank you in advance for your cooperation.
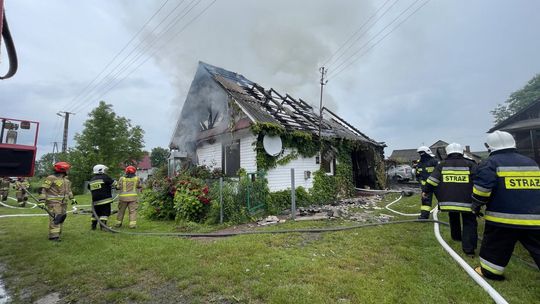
[169,62,386,192]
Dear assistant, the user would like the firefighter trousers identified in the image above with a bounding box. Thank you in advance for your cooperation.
[117,201,138,228]
[16,190,28,206]
[419,191,433,218]
[479,223,540,278]
[448,211,478,254]
[91,203,111,229]
[47,202,67,239]
[0,190,8,202]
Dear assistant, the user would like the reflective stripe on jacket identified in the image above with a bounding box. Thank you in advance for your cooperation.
[416,156,438,184]
[117,176,141,202]
[39,174,73,203]
[472,149,540,229]
[88,174,115,205]
[425,154,477,212]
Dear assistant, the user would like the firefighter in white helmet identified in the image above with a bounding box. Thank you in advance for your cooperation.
[472,131,540,280]
[88,164,115,230]
[416,146,439,219]
[423,143,478,256]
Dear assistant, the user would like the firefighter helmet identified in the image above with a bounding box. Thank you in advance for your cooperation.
[485,131,516,152]
[445,143,463,155]
[417,146,435,157]
[125,166,137,174]
[93,164,108,174]
[54,162,71,173]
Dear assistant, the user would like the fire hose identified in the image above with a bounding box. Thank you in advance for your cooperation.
[0,8,18,80]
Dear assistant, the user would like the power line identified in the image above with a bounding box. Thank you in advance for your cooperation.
[322,0,399,67]
[328,0,430,80]
[63,0,172,112]
[73,0,218,114]
[70,0,201,114]
[67,0,190,113]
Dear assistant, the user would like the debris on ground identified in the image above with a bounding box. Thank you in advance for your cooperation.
[257,215,286,226]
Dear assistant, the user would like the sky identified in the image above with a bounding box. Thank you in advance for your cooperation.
[2,0,540,159]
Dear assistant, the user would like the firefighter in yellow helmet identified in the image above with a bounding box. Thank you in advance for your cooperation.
[15,177,30,207]
[115,166,142,228]
[38,162,76,241]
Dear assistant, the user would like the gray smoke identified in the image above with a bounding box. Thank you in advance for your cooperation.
[118,0,374,120]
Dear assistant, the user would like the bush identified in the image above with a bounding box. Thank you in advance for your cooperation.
[206,179,252,224]
[267,186,313,214]
[311,170,337,204]
[174,177,211,223]
[140,188,176,221]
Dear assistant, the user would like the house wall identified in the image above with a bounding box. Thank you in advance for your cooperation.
[196,140,222,170]
[240,134,257,173]
[267,149,320,192]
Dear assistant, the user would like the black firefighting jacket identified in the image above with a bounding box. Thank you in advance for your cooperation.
[416,154,439,187]
[88,174,114,205]
[472,149,540,229]
[424,154,477,212]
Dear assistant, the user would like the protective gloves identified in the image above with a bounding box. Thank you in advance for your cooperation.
[71,198,78,205]
[471,201,484,217]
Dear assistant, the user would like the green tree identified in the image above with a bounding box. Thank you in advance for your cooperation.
[68,101,145,193]
[492,74,540,123]
[35,152,68,177]
[150,147,169,168]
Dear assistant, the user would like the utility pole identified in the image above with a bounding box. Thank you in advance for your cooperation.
[51,142,59,163]
[318,66,328,146]
[57,111,74,153]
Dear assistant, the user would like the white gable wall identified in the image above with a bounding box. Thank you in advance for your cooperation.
[196,140,222,170]
[266,149,320,192]
[240,134,257,173]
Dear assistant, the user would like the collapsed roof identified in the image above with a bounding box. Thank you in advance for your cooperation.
[199,62,385,147]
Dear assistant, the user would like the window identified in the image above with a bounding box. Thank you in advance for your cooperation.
[320,148,336,175]
[222,140,240,177]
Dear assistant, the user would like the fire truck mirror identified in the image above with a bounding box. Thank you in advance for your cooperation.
[20,121,31,129]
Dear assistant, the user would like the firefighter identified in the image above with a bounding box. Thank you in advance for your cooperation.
[0,177,11,203]
[115,166,142,228]
[88,164,115,230]
[38,162,76,241]
[472,131,540,280]
[416,146,439,219]
[14,177,30,207]
[424,143,478,256]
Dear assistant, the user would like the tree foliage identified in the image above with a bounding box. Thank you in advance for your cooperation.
[150,147,169,168]
[492,74,540,123]
[68,101,145,193]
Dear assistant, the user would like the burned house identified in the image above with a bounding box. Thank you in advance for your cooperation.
[170,62,386,191]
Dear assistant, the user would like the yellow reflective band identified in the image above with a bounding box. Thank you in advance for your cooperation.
[50,228,61,233]
[497,171,540,177]
[443,175,469,183]
[480,261,504,275]
[484,215,540,226]
[426,179,438,186]
[426,167,435,173]
[119,193,137,197]
[504,177,540,189]
[439,206,472,212]
[420,180,426,185]
[421,205,432,211]
[473,187,491,197]
[441,170,470,175]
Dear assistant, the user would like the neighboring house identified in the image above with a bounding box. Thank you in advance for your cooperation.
[389,140,483,163]
[136,154,154,181]
[169,62,386,191]
[488,98,540,164]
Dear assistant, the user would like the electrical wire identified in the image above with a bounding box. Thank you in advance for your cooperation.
[70,0,203,114]
[72,0,218,113]
[328,0,431,80]
[322,0,400,67]
[63,0,172,112]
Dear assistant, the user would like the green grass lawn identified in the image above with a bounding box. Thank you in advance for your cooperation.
[0,193,538,303]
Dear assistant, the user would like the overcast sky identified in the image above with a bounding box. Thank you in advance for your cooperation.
[2,0,540,158]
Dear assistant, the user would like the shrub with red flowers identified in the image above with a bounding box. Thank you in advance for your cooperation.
[174,176,212,222]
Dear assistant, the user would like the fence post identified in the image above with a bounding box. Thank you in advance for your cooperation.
[219,177,223,224]
[291,168,296,220]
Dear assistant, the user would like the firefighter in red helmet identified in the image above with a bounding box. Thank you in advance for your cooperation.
[38,162,76,241]
[115,165,142,228]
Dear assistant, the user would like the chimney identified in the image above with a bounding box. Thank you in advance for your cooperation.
[465,145,471,153]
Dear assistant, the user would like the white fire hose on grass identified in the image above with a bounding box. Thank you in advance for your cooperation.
[384,193,509,304]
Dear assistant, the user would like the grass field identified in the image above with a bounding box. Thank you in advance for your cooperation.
[0,192,538,303]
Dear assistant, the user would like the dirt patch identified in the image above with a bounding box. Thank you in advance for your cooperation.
[33,292,61,304]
